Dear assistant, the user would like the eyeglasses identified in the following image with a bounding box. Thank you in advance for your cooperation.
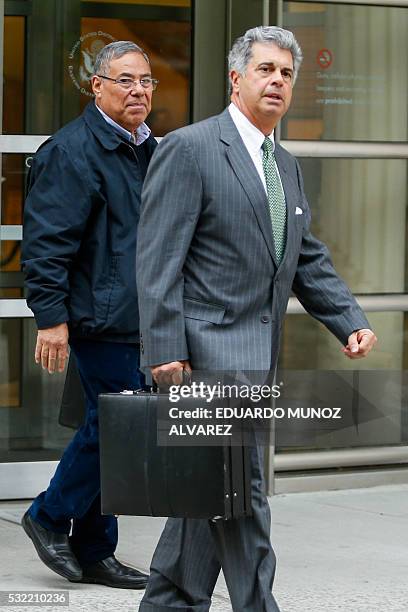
[97,75,159,91]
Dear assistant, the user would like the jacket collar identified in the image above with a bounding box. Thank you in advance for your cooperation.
[218,107,242,146]
[218,107,290,173]
[83,101,126,150]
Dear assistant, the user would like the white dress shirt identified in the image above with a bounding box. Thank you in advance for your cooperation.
[228,102,283,195]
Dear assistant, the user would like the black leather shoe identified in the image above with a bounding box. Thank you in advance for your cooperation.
[79,556,148,589]
[22,511,82,582]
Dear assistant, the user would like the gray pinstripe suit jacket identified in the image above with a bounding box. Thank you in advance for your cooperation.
[136,108,369,370]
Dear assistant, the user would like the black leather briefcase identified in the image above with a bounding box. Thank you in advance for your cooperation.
[98,391,252,519]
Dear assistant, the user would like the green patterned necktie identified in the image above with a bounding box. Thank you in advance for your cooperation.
[262,136,287,263]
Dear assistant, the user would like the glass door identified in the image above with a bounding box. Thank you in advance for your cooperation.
[0,0,193,498]
[271,0,408,492]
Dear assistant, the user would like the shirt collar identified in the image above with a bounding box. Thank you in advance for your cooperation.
[95,102,151,146]
[228,102,275,154]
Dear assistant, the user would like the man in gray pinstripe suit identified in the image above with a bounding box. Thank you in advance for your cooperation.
[136,26,376,612]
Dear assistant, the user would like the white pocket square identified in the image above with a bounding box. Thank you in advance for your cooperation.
[295,206,303,215]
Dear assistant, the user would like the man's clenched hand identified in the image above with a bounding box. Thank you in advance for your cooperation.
[342,328,377,359]
[35,322,69,373]
[151,360,192,386]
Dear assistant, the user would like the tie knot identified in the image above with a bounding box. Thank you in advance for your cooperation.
[262,137,274,155]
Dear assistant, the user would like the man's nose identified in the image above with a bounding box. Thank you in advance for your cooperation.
[130,81,145,95]
[269,69,284,85]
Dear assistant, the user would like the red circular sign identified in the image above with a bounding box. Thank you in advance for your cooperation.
[317,48,333,69]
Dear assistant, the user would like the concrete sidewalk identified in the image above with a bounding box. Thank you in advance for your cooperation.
[0,484,407,612]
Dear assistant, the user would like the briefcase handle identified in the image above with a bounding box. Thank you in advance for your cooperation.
[119,369,192,396]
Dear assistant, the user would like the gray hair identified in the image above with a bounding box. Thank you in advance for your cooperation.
[228,26,303,84]
[93,40,150,76]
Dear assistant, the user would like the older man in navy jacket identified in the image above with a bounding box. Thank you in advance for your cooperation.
[21,41,157,589]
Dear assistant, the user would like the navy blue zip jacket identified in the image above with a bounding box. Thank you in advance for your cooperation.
[21,101,157,342]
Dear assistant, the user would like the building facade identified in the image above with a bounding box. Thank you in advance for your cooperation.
[0,0,407,498]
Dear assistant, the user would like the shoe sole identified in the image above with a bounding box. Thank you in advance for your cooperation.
[77,576,147,589]
[22,514,82,582]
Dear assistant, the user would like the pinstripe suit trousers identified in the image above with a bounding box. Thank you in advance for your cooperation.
[139,443,280,612]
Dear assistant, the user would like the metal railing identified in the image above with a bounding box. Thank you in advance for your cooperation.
[275,445,408,472]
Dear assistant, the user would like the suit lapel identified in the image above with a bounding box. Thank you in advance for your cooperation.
[218,110,278,267]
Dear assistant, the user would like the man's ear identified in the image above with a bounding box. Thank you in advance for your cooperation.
[229,70,241,94]
[91,75,102,98]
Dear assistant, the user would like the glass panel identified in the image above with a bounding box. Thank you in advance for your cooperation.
[76,15,191,134]
[280,312,408,372]
[1,154,29,296]
[83,0,190,6]
[1,155,26,231]
[0,241,24,297]
[2,0,192,135]
[276,313,408,451]
[0,319,73,462]
[282,2,408,142]
[3,16,25,134]
[275,369,408,451]
[297,158,408,294]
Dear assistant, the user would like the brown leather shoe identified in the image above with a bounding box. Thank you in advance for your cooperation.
[79,556,148,589]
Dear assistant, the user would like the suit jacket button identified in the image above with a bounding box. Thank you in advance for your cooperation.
[261,315,270,324]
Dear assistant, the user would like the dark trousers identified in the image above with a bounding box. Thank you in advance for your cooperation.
[29,339,145,566]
